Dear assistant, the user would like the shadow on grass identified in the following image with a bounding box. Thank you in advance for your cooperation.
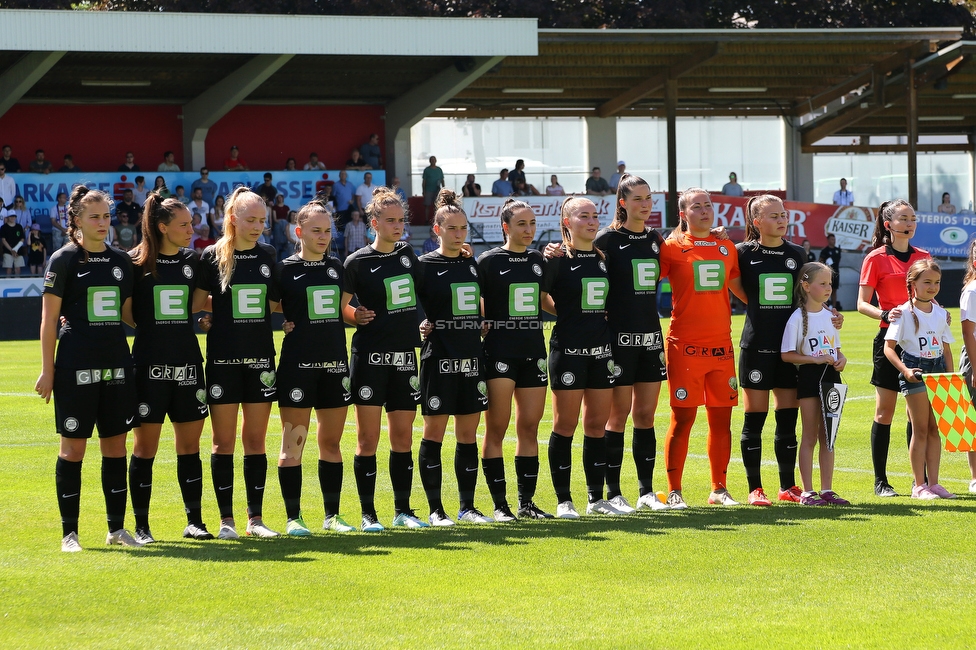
[93,499,976,563]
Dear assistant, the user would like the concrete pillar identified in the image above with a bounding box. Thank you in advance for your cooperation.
[0,51,66,118]
[786,121,815,203]
[181,54,294,171]
[585,116,617,183]
[385,56,504,196]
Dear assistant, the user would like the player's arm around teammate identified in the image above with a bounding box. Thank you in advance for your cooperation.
[127,193,213,543]
[192,187,280,539]
[35,186,142,551]
[544,197,619,519]
[273,201,356,535]
[340,187,426,531]
[478,199,554,520]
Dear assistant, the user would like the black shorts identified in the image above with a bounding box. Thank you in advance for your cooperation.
[484,352,549,388]
[611,331,667,386]
[54,366,137,439]
[136,363,208,424]
[871,328,902,392]
[350,350,420,412]
[549,347,615,391]
[206,358,277,405]
[796,364,842,400]
[421,355,489,416]
[738,348,798,391]
[277,360,352,410]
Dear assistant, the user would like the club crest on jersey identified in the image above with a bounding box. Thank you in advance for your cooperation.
[786,258,797,270]
[112,266,123,281]
[400,256,412,268]
[599,260,607,272]
[64,417,79,432]
[428,396,442,410]
[496,362,509,373]
[719,246,729,256]
[260,264,271,278]
[328,267,339,279]
[138,403,150,417]
[561,372,575,386]
[651,242,659,254]
[611,363,622,378]
[675,388,688,401]
[749,370,763,384]
[469,265,478,277]
[183,265,193,279]
[289,388,304,402]
[359,386,373,400]
[532,264,543,276]
[210,384,223,399]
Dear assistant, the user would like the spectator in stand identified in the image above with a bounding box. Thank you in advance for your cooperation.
[317,183,336,212]
[286,210,300,255]
[187,187,211,225]
[174,185,190,205]
[272,194,290,224]
[28,224,45,275]
[304,152,326,171]
[509,159,526,186]
[33,198,53,253]
[546,174,565,196]
[10,196,31,235]
[191,168,218,206]
[0,163,14,209]
[938,192,956,215]
[256,173,278,204]
[1,145,21,173]
[513,178,540,196]
[584,167,611,196]
[152,176,171,199]
[132,176,149,205]
[118,152,139,172]
[115,189,142,228]
[609,161,626,191]
[818,233,842,310]
[211,194,225,238]
[51,192,69,250]
[223,145,248,171]
[58,154,80,173]
[345,148,371,170]
[833,178,853,206]
[344,209,367,257]
[192,223,214,255]
[355,172,376,213]
[422,226,438,254]
[391,177,407,203]
[491,169,513,197]
[114,211,138,252]
[333,170,355,224]
[284,157,297,171]
[30,149,52,174]
[1,211,26,275]
[157,151,180,172]
[721,172,744,197]
[273,210,291,261]
[360,134,382,169]
[422,156,445,222]
[462,174,481,197]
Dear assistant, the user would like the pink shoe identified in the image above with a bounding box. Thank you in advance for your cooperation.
[799,491,828,506]
[927,484,956,499]
[819,490,850,505]
[911,484,940,500]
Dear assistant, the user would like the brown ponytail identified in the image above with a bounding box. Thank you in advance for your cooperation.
[132,192,190,277]
[432,188,465,229]
[611,174,651,230]
[67,185,112,263]
[871,199,912,250]
[500,197,531,244]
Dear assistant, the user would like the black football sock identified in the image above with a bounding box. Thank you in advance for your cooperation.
[871,422,891,485]
[102,455,128,532]
[582,435,607,504]
[211,453,235,519]
[176,453,204,526]
[773,408,799,490]
[455,442,479,512]
[353,454,378,518]
[482,456,508,508]
[278,464,302,520]
[418,439,444,513]
[318,460,342,518]
[56,457,82,537]
[604,430,625,499]
[389,450,414,515]
[515,455,539,506]
[741,411,767,492]
[632,426,656,496]
[128,454,154,531]
[243,454,268,520]
[548,432,573,504]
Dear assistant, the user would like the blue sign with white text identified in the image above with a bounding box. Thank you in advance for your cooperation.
[911,212,976,258]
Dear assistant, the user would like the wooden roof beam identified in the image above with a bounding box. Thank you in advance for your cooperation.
[595,44,719,118]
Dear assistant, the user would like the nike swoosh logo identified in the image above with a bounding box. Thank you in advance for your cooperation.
[465,467,477,472]
[747,446,761,451]
[681,249,692,254]
[437,270,449,276]
[370,266,382,273]
[608,464,621,468]
[255,486,264,490]
[645,458,655,462]
[111,488,126,494]
[750,260,762,265]
[619,244,630,249]
[787,445,798,449]
[426,464,440,469]
[61,493,79,498]
[493,478,504,482]
[595,462,606,466]
[218,485,232,491]
[366,471,376,477]
[571,265,582,271]
[558,465,571,470]
[126,417,135,425]
[294,274,306,280]
[186,477,202,483]
[139,483,151,488]
[499,269,511,275]
[77,271,90,277]
[524,474,537,478]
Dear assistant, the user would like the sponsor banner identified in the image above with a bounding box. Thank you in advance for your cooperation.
[7,169,383,217]
[908,212,976,258]
[924,373,976,452]
[0,277,45,298]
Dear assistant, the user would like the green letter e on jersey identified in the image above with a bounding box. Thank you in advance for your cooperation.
[632,259,659,291]
[232,284,267,319]
[509,283,539,316]
[307,286,340,319]
[581,278,609,310]
[451,283,480,316]
[88,286,121,322]
[153,286,189,320]
[692,261,725,292]
[384,274,417,310]
[758,273,793,306]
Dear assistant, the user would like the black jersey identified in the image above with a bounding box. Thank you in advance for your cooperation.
[543,249,612,353]
[736,240,806,351]
[416,251,483,359]
[273,254,347,364]
[477,246,547,357]
[343,241,421,353]
[131,249,204,366]
[197,242,277,360]
[593,225,664,334]
[43,243,134,369]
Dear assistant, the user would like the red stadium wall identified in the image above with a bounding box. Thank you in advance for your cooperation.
[0,104,384,172]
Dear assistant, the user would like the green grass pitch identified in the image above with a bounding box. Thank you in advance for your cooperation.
[1,312,975,648]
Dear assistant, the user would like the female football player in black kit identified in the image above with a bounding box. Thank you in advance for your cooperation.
[193,187,280,539]
[478,199,553,520]
[273,200,356,535]
[127,193,212,543]
[415,190,492,526]
[36,186,141,551]
[341,187,428,531]
[593,174,669,512]
[544,197,620,518]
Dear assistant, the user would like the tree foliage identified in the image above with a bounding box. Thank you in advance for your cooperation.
[2,0,974,34]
